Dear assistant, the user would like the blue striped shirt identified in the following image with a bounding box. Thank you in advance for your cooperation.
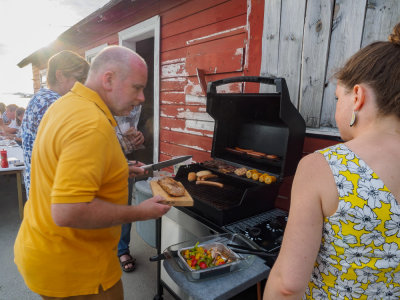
[21,88,61,196]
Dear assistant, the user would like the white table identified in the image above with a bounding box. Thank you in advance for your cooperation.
[0,142,25,219]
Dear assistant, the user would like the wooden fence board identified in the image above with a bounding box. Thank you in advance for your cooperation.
[320,0,367,127]
[299,0,334,127]
[362,0,400,47]
[260,0,282,93]
[276,0,307,107]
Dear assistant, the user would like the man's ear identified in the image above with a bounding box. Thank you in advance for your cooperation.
[353,84,366,111]
[102,71,114,91]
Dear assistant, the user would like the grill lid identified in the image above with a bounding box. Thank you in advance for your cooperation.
[206,76,305,179]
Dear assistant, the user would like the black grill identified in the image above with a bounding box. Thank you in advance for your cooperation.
[176,77,305,227]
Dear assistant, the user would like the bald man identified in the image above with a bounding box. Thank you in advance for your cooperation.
[14,46,170,299]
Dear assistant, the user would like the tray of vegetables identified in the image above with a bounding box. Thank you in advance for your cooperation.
[178,241,241,278]
[150,233,259,281]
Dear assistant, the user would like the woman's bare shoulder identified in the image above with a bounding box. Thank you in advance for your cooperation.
[294,152,338,217]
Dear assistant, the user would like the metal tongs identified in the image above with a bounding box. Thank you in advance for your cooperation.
[227,243,277,258]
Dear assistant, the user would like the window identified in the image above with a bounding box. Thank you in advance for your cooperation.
[85,44,108,63]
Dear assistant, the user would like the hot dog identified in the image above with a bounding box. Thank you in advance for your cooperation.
[196,181,224,188]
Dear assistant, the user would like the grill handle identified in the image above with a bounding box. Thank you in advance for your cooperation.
[207,76,281,94]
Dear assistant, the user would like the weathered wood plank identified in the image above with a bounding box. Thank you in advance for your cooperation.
[185,120,214,135]
[162,34,245,78]
[160,142,212,163]
[160,129,213,152]
[160,105,214,122]
[320,0,367,127]
[162,15,246,52]
[162,0,246,38]
[160,118,214,136]
[185,47,244,76]
[160,118,186,131]
[161,48,187,62]
[362,0,400,47]
[160,91,186,104]
[161,77,188,92]
[276,0,307,107]
[161,61,188,78]
[161,0,231,26]
[260,0,282,93]
[245,0,266,79]
[299,0,334,127]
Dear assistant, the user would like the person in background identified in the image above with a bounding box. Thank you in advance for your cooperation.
[0,102,5,116]
[13,107,25,144]
[0,103,5,129]
[1,107,25,143]
[14,45,171,300]
[21,50,90,197]
[264,23,400,299]
[115,105,145,272]
[2,104,18,129]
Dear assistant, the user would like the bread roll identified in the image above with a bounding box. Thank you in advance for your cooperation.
[188,172,197,182]
[196,170,212,177]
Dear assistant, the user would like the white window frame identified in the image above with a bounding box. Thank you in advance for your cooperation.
[85,43,108,63]
[39,69,47,88]
[118,15,160,164]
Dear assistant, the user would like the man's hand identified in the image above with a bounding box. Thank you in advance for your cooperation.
[128,160,147,178]
[124,127,144,148]
[135,195,171,220]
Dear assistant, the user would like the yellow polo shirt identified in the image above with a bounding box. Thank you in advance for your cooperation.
[14,83,128,297]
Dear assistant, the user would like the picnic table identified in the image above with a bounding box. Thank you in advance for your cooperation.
[0,140,25,219]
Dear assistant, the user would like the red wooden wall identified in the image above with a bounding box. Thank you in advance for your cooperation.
[28,0,342,210]
[32,0,265,165]
[158,0,264,164]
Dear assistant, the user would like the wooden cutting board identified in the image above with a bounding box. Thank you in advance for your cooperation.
[150,180,194,206]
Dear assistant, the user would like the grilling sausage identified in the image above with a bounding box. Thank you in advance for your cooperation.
[196,181,224,188]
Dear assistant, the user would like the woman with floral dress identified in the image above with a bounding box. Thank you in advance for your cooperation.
[264,23,400,299]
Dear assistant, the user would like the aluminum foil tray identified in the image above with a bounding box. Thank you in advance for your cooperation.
[177,242,242,280]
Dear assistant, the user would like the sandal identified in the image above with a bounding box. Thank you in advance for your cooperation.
[119,253,136,273]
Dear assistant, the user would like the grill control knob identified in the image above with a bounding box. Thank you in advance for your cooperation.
[248,226,262,238]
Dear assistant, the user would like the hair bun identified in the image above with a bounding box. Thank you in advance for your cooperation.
[388,22,400,46]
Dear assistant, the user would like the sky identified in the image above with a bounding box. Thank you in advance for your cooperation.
[0,0,109,104]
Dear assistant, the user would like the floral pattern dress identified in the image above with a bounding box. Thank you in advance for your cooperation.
[304,143,400,300]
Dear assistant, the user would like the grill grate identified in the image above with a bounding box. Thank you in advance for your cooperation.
[176,164,244,210]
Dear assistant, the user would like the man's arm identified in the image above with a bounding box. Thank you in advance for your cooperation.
[52,196,170,229]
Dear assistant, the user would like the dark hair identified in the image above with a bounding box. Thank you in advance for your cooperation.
[47,50,90,86]
[335,22,400,118]
[16,107,25,126]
